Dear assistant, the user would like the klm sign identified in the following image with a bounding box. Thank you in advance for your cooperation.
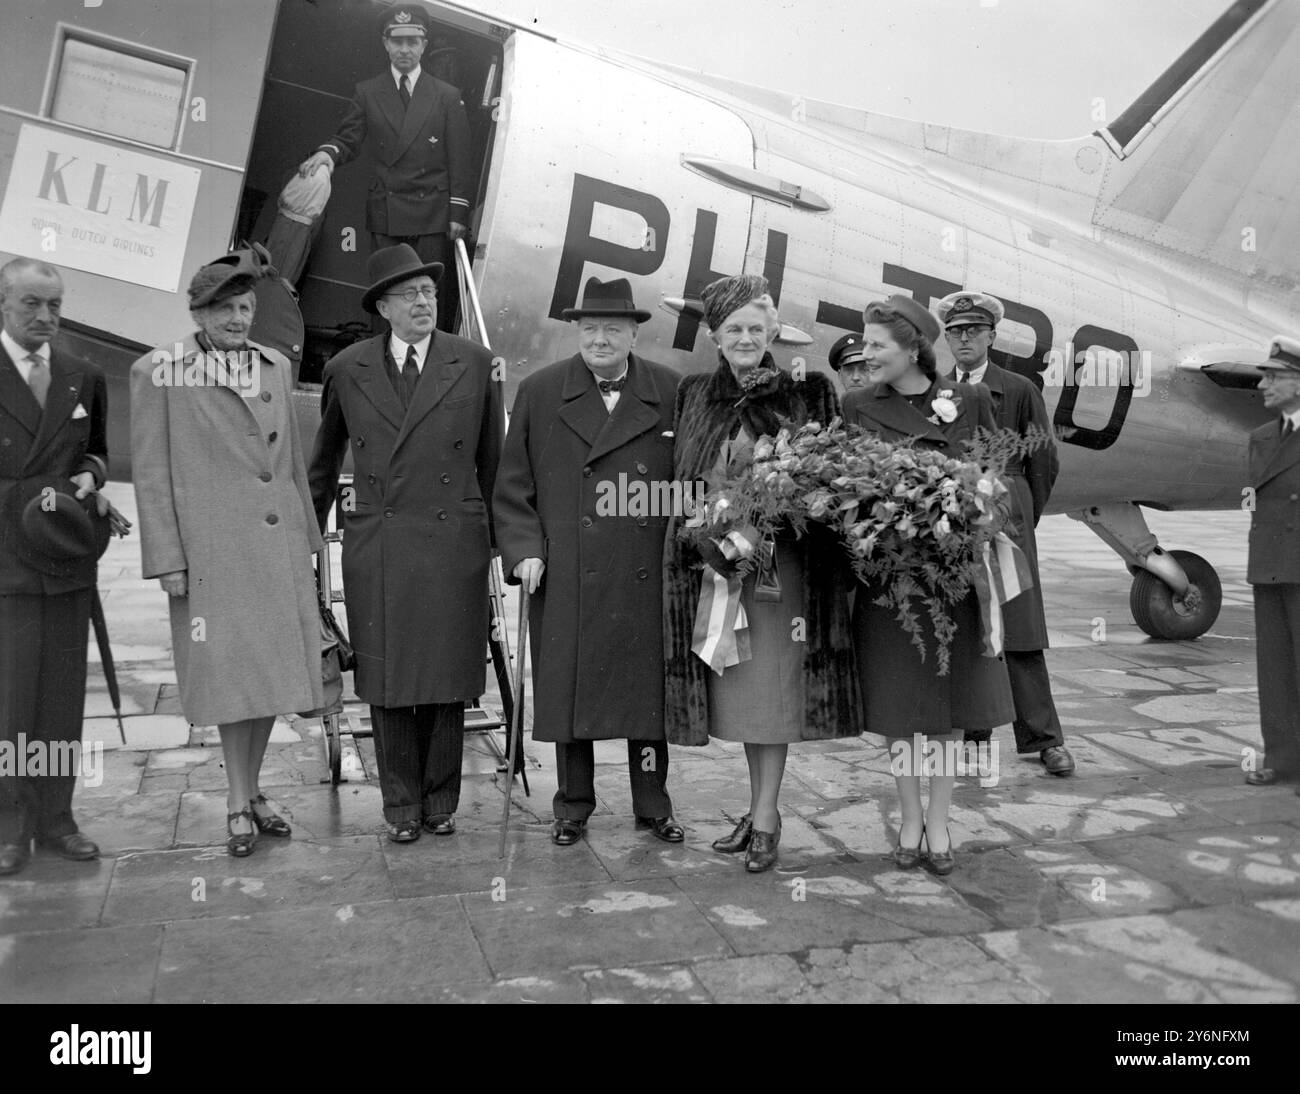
[0,123,200,292]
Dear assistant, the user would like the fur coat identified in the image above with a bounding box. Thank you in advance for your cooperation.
[663,356,863,746]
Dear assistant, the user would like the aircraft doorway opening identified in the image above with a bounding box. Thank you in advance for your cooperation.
[235,0,506,387]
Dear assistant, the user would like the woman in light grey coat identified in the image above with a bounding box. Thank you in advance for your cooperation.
[131,254,322,856]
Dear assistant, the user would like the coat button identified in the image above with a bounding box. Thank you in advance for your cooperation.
[259,472,272,483]
[437,510,448,520]
[1,438,9,446]
[453,439,463,449]
[357,436,365,447]
[266,514,279,525]
[384,508,394,518]
[260,391,272,402]
[581,516,593,528]
[636,462,648,475]
[637,517,648,527]
[1291,494,1299,502]
[583,466,593,477]
[637,567,648,579]
[268,431,278,443]
[440,473,451,484]
[368,474,376,485]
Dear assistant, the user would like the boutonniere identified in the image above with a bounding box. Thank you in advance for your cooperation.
[927,389,959,425]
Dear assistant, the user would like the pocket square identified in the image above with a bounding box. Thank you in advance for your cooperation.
[71,403,89,420]
[661,430,674,438]
[428,136,439,146]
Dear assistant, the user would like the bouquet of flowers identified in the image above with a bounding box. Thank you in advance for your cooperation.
[680,414,1047,673]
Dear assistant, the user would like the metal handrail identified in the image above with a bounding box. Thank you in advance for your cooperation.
[454,236,493,353]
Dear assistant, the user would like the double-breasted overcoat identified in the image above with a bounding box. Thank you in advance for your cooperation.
[130,335,324,725]
[979,362,1058,651]
[307,330,501,707]
[494,353,679,743]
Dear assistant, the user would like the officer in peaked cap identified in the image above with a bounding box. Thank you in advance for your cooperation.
[828,332,871,392]
[298,3,472,332]
[1245,335,1300,788]
[936,289,1074,776]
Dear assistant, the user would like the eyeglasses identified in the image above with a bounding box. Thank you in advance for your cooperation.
[385,285,436,303]
[945,326,992,341]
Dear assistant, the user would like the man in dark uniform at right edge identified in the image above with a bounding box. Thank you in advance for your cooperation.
[1244,335,1300,790]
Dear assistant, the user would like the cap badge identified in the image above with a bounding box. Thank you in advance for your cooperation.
[953,296,972,312]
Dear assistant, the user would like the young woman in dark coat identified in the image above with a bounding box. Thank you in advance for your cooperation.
[841,297,1014,876]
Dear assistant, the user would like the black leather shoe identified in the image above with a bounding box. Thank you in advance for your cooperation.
[249,794,291,837]
[923,827,955,877]
[386,820,422,843]
[225,812,256,858]
[38,832,99,861]
[635,815,684,843]
[712,814,753,854]
[891,825,925,870]
[1041,746,1076,776]
[0,843,30,876]
[1245,768,1280,786]
[550,819,585,846]
[745,820,780,873]
[423,815,456,836]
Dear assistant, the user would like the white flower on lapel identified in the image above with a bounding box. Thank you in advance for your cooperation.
[930,391,958,423]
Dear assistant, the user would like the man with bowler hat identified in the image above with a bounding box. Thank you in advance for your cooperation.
[936,290,1074,776]
[1244,336,1300,789]
[0,257,126,875]
[308,244,501,841]
[494,277,684,846]
[299,3,472,331]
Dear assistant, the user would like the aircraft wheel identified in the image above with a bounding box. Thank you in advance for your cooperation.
[1130,550,1222,640]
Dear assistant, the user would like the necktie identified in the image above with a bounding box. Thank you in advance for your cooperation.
[1284,418,1295,439]
[957,370,970,384]
[399,75,411,109]
[402,346,419,406]
[597,377,626,394]
[26,354,49,409]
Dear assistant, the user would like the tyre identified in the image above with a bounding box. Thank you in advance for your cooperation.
[1130,550,1222,640]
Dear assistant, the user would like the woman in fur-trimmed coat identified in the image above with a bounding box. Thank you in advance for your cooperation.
[663,274,861,873]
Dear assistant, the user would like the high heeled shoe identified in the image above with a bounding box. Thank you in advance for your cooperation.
[745,817,781,873]
[891,824,925,870]
[249,794,291,837]
[924,826,955,876]
[712,813,753,854]
[226,810,256,858]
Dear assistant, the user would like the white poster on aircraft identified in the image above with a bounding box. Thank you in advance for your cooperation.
[0,123,200,293]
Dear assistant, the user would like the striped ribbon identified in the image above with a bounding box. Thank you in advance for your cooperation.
[974,532,1035,657]
[691,564,751,675]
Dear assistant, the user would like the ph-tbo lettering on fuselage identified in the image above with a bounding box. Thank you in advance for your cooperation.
[550,173,1142,451]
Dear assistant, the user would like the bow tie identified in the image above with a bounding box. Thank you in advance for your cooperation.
[597,377,626,394]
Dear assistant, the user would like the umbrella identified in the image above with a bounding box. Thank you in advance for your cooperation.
[89,588,126,744]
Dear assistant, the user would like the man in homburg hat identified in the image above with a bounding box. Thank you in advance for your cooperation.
[494,277,684,846]
[1244,335,1300,789]
[299,3,472,331]
[308,244,501,841]
[0,257,124,874]
[936,290,1074,775]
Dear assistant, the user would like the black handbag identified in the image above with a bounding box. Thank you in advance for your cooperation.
[297,570,355,718]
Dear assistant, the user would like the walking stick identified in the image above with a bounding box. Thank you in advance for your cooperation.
[498,587,530,858]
